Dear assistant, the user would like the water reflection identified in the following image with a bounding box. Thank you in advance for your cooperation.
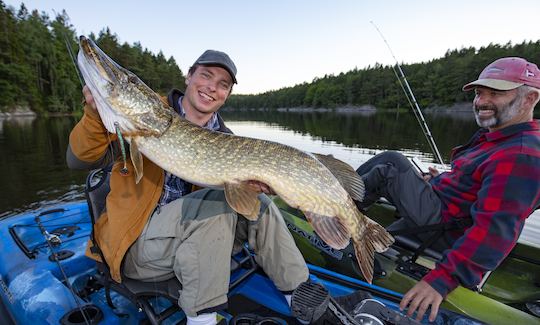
[226,121,379,168]
[220,109,479,161]
[0,117,87,217]
[0,110,481,216]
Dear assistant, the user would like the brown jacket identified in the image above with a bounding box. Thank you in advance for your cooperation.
[69,105,164,282]
[68,89,231,282]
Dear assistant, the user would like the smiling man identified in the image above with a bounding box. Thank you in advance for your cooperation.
[354,57,540,322]
[67,49,308,325]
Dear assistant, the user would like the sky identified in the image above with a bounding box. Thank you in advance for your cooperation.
[4,0,540,95]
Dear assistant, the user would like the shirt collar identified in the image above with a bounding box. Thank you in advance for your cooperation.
[177,96,220,131]
[484,120,540,142]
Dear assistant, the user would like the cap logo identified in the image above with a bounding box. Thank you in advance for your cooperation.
[526,69,535,77]
[485,67,504,74]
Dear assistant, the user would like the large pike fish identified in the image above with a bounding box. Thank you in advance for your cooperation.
[77,36,394,283]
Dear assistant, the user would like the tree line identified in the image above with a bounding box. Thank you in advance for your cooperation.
[1,1,539,114]
[226,42,540,110]
[0,1,184,114]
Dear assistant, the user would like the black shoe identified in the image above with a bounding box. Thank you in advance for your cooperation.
[290,281,330,323]
[291,281,377,325]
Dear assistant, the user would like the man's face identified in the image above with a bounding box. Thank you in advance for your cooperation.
[183,65,233,117]
[472,87,526,130]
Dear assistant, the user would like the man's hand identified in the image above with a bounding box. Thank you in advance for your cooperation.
[83,85,97,110]
[400,280,443,322]
[422,166,440,182]
[246,180,275,195]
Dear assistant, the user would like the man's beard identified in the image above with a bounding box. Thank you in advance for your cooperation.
[473,93,523,129]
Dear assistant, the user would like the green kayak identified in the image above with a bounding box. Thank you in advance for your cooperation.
[274,197,540,325]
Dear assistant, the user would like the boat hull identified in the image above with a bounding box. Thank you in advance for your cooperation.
[0,200,486,324]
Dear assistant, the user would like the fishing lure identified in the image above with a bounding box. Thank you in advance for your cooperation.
[114,122,129,175]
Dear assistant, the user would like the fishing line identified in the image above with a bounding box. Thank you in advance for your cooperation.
[55,12,118,170]
[52,9,85,87]
[370,21,445,165]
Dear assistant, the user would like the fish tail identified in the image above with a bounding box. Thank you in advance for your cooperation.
[352,219,394,283]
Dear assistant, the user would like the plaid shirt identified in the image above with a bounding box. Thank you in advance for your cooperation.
[424,120,540,296]
[158,97,220,206]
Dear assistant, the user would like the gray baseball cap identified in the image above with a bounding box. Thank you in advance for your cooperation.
[194,50,237,84]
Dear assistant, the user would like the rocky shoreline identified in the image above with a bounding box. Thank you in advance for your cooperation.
[0,107,37,119]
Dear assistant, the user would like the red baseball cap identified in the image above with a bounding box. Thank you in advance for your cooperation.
[463,57,540,91]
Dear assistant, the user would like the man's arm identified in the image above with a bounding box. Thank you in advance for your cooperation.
[67,86,117,170]
[404,152,540,321]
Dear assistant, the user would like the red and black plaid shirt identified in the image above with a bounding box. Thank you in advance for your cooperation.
[424,120,540,297]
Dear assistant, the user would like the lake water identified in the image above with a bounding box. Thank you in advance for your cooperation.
[0,109,479,217]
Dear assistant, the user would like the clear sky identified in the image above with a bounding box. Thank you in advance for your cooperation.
[4,0,540,95]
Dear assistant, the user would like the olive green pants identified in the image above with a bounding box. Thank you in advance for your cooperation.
[123,189,309,317]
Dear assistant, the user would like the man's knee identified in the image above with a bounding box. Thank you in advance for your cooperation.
[356,151,411,174]
[375,151,411,171]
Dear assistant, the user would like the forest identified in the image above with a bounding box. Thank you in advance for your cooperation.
[0,2,184,114]
[1,1,539,114]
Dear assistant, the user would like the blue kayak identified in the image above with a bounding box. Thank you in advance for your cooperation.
[0,201,483,324]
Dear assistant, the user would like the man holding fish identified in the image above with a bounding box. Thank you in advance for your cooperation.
[67,48,309,325]
[356,57,540,322]
[70,34,396,325]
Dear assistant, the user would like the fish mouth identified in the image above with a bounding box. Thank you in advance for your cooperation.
[77,36,135,134]
[76,35,173,136]
[79,36,125,85]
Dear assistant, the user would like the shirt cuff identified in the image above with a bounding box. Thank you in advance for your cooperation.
[423,269,459,298]
[83,104,101,119]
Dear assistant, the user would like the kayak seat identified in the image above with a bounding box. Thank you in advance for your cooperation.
[85,168,258,324]
[382,211,500,291]
[388,217,472,263]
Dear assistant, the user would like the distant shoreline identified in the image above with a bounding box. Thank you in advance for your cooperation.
[222,102,473,113]
[2,102,474,117]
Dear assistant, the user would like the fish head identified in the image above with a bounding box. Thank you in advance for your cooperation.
[77,35,172,136]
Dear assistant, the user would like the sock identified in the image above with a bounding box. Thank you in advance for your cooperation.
[186,312,217,325]
[285,294,292,307]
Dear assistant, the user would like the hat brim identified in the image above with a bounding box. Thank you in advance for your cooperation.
[462,79,523,91]
[197,61,237,84]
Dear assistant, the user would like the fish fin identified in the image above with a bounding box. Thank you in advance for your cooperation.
[352,218,394,284]
[312,153,365,201]
[130,139,144,184]
[224,182,261,221]
[304,212,350,249]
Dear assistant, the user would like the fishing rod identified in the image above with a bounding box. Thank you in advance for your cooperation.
[370,21,445,165]
[47,12,93,325]
[35,212,92,325]
[55,15,122,169]
[64,34,85,87]
[52,10,85,87]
